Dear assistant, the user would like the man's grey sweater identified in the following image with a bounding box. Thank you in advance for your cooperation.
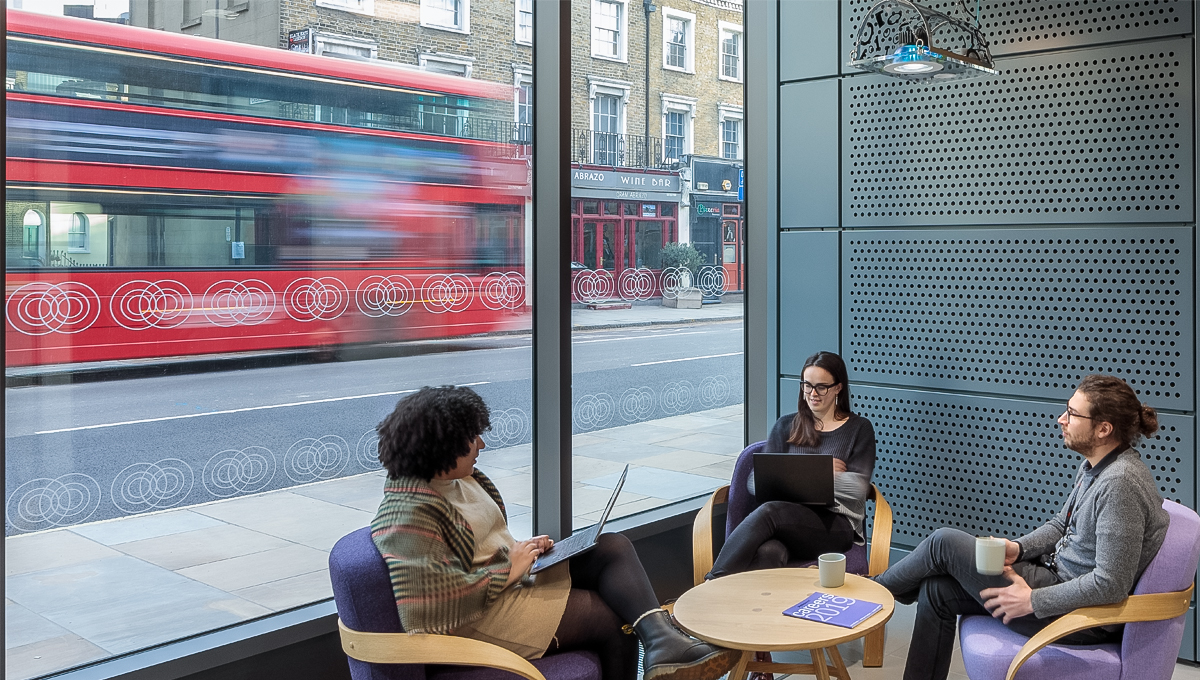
[1016,448,1169,618]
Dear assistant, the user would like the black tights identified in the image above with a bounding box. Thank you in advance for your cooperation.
[707,500,854,578]
[550,533,659,680]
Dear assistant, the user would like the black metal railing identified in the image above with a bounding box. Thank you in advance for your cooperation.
[571,128,671,169]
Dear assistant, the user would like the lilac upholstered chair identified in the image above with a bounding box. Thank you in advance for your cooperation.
[330,527,602,680]
[959,499,1200,680]
[689,441,894,667]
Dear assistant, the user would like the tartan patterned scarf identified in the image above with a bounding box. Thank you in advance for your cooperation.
[371,470,512,634]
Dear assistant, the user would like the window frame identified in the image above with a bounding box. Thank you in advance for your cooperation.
[421,0,471,34]
[661,7,695,74]
[418,52,475,77]
[591,0,628,63]
[660,93,696,163]
[314,0,375,16]
[515,0,533,45]
[313,32,379,60]
[67,211,90,253]
[514,67,533,145]
[718,103,744,160]
[718,20,743,82]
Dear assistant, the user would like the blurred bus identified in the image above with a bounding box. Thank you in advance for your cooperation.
[5,10,530,367]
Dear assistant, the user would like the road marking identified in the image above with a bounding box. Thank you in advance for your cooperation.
[630,352,743,367]
[573,330,716,345]
[32,384,487,434]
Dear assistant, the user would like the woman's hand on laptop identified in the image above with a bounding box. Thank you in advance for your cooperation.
[528,534,554,552]
[832,458,847,476]
[506,539,543,588]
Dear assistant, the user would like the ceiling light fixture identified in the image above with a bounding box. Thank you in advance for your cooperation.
[847,0,997,81]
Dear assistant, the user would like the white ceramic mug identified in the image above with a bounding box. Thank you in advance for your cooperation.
[818,552,846,588]
[976,537,1007,576]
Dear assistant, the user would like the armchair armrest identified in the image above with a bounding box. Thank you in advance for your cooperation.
[867,484,893,577]
[692,485,730,586]
[339,619,547,680]
[1004,583,1194,680]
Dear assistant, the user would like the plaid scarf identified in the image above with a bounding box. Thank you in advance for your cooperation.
[371,470,512,634]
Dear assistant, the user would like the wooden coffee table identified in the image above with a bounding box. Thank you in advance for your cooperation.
[672,569,894,680]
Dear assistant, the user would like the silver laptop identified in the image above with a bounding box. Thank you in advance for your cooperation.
[530,465,629,573]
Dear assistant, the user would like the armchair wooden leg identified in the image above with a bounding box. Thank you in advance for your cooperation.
[863,627,885,668]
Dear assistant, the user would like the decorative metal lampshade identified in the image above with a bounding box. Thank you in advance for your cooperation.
[847,0,998,81]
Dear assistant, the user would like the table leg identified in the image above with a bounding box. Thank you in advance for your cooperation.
[726,650,753,680]
[811,648,830,680]
[826,645,850,680]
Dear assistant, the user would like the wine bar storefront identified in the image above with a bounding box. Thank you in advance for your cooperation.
[569,165,683,272]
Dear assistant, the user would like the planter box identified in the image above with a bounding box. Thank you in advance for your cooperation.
[663,287,702,309]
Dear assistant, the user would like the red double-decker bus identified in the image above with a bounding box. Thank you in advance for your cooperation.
[5,10,531,368]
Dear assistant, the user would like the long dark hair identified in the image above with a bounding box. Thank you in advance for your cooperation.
[788,351,851,447]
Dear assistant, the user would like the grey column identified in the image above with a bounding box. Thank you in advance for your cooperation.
[532,0,572,540]
[744,0,780,442]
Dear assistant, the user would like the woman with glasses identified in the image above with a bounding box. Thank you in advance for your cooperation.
[706,351,877,578]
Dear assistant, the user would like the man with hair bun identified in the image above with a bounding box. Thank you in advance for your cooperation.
[873,375,1170,680]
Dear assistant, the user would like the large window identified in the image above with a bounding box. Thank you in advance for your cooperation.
[5,7,532,679]
[422,0,469,32]
[661,95,696,163]
[593,93,621,164]
[719,21,743,82]
[516,0,533,44]
[661,8,695,73]
[592,0,625,61]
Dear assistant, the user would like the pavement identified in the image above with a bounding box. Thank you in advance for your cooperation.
[4,300,744,387]
[4,404,743,680]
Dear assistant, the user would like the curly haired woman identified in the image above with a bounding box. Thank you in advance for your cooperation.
[371,386,738,680]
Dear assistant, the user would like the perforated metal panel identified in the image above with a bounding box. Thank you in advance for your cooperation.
[843,227,1194,410]
[855,385,1194,547]
[842,39,1194,226]
[843,0,1193,59]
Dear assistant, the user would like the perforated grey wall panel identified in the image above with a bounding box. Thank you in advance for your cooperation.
[842,39,1194,226]
[843,0,1193,60]
[843,227,1194,410]
[855,385,1194,547]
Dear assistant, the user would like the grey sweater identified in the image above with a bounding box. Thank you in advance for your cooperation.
[749,413,877,544]
[1016,448,1169,619]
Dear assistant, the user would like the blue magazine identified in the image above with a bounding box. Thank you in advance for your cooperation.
[783,592,882,629]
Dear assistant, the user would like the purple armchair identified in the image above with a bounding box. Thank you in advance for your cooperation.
[959,499,1200,680]
[330,527,602,680]
[689,441,894,666]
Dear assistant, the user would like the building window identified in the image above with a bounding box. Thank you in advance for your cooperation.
[314,33,378,60]
[515,0,533,44]
[719,22,743,82]
[419,53,473,77]
[664,111,685,161]
[68,212,90,253]
[660,93,696,163]
[314,0,374,15]
[22,209,44,260]
[592,0,626,61]
[593,94,620,164]
[422,0,469,33]
[661,8,694,73]
[721,119,740,160]
[718,103,743,160]
[515,72,532,144]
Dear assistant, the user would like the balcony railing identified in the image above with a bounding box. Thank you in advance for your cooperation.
[572,128,671,170]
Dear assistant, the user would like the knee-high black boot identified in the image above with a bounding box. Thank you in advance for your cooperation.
[632,610,739,680]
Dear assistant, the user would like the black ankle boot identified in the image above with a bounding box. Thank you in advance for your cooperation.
[633,610,739,680]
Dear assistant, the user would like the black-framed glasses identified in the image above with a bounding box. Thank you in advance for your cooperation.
[801,381,837,396]
[1064,408,1094,423]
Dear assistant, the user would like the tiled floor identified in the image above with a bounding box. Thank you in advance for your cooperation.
[4,405,741,680]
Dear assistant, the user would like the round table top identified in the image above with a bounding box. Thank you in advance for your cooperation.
[672,569,895,651]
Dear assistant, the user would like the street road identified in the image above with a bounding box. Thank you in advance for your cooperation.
[4,320,743,534]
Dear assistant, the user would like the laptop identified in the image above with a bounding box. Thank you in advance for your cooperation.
[530,465,629,573]
[752,453,835,506]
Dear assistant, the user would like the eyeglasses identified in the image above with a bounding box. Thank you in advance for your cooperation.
[1064,408,1094,423]
[801,381,837,396]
